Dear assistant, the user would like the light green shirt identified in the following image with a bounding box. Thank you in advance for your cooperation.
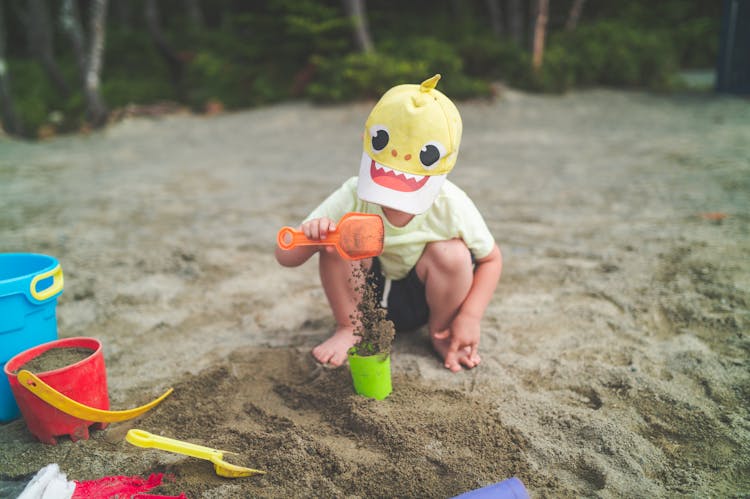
[306,177,495,280]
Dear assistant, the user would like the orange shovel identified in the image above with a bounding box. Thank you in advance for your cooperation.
[277,212,384,260]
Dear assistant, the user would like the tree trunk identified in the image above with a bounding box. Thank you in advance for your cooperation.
[85,0,108,127]
[507,0,523,45]
[113,1,132,29]
[26,0,71,97]
[60,0,87,84]
[486,0,504,37]
[145,0,185,99]
[532,0,548,71]
[565,0,585,31]
[185,0,204,29]
[342,0,374,54]
[0,0,23,135]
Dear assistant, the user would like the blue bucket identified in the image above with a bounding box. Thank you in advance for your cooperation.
[0,253,64,422]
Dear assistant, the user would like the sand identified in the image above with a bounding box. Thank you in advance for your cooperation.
[0,88,748,498]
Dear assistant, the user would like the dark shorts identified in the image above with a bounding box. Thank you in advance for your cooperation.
[368,257,429,332]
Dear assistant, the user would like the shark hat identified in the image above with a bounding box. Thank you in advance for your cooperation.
[357,74,463,215]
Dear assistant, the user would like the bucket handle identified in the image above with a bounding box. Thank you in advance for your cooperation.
[30,264,64,302]
[17,370,173,423]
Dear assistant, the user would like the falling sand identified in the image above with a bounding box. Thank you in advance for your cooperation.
[350,261,395,356]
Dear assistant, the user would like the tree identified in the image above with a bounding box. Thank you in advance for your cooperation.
[60,0,109,127]
[85,0,108,126]
[487,0,504,37]
[507,0,524,45]
[342,0,373,54]
[60,0,86,80]
[24,0,71,97]
[565,0,585,31]
[145,0,185,99]
[185,0,204,29]
[532,0,549,70]
[0,0,23,135]
[112,2,133,29]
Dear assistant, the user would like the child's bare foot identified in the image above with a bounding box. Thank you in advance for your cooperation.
[430,334,481,372]
[312,326,358,367]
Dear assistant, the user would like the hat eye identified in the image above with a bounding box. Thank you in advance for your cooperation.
[369,125,389,152]
[419,141,446,169]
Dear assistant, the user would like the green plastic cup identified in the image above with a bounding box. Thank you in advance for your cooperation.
[347,351,392,400]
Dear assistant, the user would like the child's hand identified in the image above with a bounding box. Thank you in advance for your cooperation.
[301,217,337,242]
[435,312,482,371]
[276,217,338,267]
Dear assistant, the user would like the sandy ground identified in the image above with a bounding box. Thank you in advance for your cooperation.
[0,88,748,498]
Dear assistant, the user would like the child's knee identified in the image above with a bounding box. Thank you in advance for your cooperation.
[423,239,472,274]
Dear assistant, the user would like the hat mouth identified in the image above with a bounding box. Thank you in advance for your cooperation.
[368,159,430,192]
[357,152,446,215]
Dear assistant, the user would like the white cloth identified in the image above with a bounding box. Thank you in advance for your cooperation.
[17,464,75,499]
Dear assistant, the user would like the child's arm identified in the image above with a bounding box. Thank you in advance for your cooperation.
[441,243,503,371]
[275,217,337,267]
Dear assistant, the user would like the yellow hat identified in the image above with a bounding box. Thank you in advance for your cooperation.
[357,74,463,214]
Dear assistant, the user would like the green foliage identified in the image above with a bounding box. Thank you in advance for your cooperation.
[1,0,721,138]
[185,50,248,108]
[519,45,576,94]
[453,21,683,94]
[6,59,79,135]
[306,52,428,101]
[381,37,493,98]
[306,37,492,102]
[379,37,463,75]
[102,78,175,109]
[10,66,50,132]
[551,21,680,90]
[585,0,719,30]
[672,17,720,68]
[572,0,720,69]
[185,49,292,109]
[101,28,175,107]
[457,36,528,82]
[276,0,351,56]
[177,1,352,110]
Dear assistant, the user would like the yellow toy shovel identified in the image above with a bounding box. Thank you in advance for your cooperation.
[126,429,266,478]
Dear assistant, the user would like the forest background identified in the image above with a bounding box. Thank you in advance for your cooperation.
[0,0,721,139]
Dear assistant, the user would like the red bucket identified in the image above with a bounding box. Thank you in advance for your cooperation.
[4,337,109,445]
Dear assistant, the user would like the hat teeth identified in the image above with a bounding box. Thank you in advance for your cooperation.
[378,163,425,182]
[402,171,424,181]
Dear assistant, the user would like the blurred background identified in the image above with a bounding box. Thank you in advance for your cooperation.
[0,0,742,139]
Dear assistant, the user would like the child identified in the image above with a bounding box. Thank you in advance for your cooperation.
[275,75,502,372]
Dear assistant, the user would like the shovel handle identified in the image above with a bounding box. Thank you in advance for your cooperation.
[126,429,223,460]
[18,370,173,423]
[277,226,340,250]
